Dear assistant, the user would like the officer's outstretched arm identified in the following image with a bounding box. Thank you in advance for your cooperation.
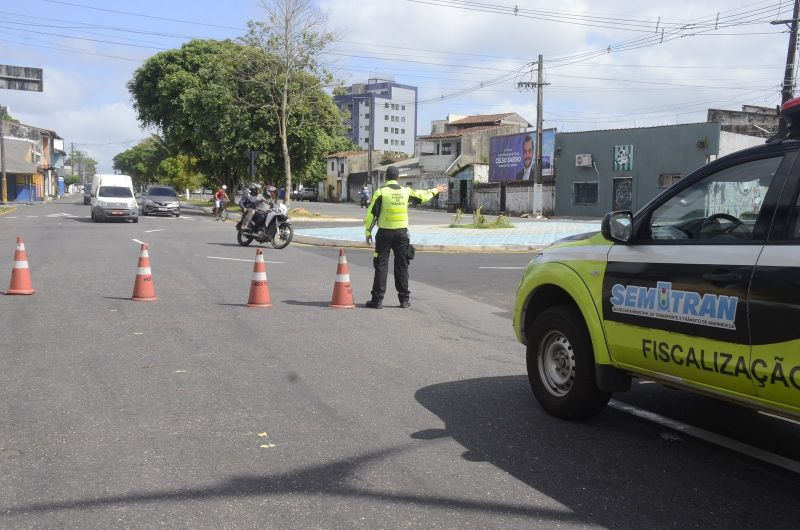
[364,190,381,236]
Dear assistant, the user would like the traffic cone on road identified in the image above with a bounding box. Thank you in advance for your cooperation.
[131,243,157,301]
[330,248,355,309]
[247,249,273,308]
[5,237,36,295]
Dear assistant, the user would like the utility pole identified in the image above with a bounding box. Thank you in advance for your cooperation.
[517,55,549,214]
[368,94,375,191]
[1,105,6,204]
[535,54,545,186]
[773,0,800,131]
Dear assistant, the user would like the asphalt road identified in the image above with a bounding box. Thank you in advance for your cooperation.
[0,196,798,529]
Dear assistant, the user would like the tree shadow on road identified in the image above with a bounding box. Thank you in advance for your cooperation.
[0,445,582,524]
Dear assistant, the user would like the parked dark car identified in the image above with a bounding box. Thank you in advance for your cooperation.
[141,185,181,217]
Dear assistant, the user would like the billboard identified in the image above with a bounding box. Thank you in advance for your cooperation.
[489,129,556,182]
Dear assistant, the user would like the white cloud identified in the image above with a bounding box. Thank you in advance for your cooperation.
[319,0,789,133]
[2,0,790,173]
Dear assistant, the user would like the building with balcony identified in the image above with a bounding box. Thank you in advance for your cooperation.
[334,78,417,156]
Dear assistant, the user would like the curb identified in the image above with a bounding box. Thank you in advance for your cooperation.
[292,233,543,253]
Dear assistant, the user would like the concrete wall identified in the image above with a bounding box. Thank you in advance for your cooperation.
[459,124,520,164]
[708,108,778,138]
[420,154,456,172]
[554,122,721,218]
[719,131,764,157]
[470,182,554,216]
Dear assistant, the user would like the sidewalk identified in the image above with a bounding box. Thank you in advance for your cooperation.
[293,218,601,252]
[195,202,601,252]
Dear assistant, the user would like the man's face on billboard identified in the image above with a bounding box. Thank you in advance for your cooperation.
[523,137,533,169]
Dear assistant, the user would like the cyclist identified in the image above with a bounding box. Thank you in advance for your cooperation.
[214,184,229,221]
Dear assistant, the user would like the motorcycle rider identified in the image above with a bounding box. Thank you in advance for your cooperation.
[250,185,278,233]
[360,186,370,207]
[239,185,262,232]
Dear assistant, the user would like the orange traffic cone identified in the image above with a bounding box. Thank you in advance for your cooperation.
[247,249,272,308]
[330,248,355,309]
[131,243,157,301]
[6,237,36,295]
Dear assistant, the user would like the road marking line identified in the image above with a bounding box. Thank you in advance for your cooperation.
[479,266,525,270]
[5,216,17,219]
[609,400,800,474]
[758,411,800,425]
[132,238,146,245]
[145,229,164,233]
[26,215,38,218]
[207,256,283,264]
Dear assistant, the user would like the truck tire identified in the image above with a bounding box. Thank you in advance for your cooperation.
[527,305,611,419]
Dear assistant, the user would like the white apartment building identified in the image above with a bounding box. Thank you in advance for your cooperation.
[334,78,417,156]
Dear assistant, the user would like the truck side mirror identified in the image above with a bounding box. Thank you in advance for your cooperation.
[601,211,633,243]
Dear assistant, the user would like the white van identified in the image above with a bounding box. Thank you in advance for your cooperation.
[90,174,138,223]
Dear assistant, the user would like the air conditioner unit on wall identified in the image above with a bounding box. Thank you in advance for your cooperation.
[575,154,593,167]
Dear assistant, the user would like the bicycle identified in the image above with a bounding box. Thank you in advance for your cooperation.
[213,199,229,221]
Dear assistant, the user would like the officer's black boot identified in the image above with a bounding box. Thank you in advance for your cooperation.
[365,299,383,309]
[399,299,410,309]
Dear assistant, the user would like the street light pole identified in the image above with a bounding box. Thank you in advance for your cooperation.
[773,0,800,132]
[1,105,6,204]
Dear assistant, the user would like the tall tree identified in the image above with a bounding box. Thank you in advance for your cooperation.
[66,150,97,181]
[158,154,205,193]
[128,39,275,192]
[112,136,167,188]
[241,0,335,204]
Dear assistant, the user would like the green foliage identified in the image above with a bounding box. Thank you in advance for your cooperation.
[127,32,351,194]
[454,208,464,225]
[448,211,515,229]
[64,173,81,187]
[158,154,204,192]
[238,0,342,196]
[493,214,514,228]
[128,39,273,191]
[112,136,167,188]
[66,150,97,180]
[472,206,487,225]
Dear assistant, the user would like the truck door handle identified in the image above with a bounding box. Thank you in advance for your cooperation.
[702,272,742,285]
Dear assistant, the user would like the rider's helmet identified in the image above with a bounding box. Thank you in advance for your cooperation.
[266,185,277,195]
[249,185,260,195]
[222,184,227,190]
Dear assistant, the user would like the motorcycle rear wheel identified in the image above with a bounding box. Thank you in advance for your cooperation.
[271,222,293,249]
[237,230,254,246]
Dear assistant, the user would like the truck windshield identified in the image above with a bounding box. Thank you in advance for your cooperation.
[99,186,133,198]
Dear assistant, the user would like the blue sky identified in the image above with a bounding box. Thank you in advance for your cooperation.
[1,0,792,171]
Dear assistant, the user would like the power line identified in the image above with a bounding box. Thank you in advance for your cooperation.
[41,0,244,31]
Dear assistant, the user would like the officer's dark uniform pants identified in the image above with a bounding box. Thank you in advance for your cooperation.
[371,228,410,303]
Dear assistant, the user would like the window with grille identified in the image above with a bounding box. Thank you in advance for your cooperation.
[573,182,599,204]
[659,173,682,189]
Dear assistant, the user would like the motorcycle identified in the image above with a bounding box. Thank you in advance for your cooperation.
[360,195,369,208]
[235,203,294,249]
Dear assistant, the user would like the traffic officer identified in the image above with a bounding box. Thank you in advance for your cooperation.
[364,166,447,309]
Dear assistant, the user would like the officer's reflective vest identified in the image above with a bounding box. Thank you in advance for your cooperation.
[364,180,438,233]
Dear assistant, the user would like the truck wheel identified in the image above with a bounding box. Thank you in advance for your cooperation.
[527,305,610,419]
